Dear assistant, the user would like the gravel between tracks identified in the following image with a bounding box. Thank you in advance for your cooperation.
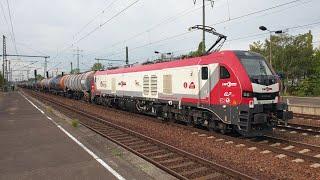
[272,117,320,146]
[26,90,320,179]
[271,127,320,146]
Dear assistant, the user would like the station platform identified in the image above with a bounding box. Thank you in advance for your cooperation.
[0,91,122,179]
[284,96,320,106]
[0,91,174,180]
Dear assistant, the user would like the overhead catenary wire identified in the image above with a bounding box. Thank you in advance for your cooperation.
[64,0,220,59]
[102,0,307,58]
[106,19,320,59]
[5,0,18,54]
[52,0,140,61]
[14,61,39,71]
[209,0,305,27]
[55,22,319,76]
[90,0,233,58]
[73,0,140,44]
[128,28,320,62]
[101,2,213,49]
[51,0,316,73]
[15,42,48,56]
[0,0,15,51]
[216,0,313,32]
[54,0,307,64]
[73,0,121,39]
[0,1,10,35]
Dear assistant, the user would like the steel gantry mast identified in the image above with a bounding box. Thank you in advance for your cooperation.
[2,35,6,88]
[0,54,50,81]
[193,0,215,54]
[73,47,83,72]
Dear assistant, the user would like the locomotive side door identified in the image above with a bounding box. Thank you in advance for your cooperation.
[218,65,235,124]
[199,65,210,106]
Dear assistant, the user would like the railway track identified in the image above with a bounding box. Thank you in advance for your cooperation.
[276,123,320,136]
[24,89,320,174]
[249,136,320,163]
[24,90,254,180]
[294,113,320,120]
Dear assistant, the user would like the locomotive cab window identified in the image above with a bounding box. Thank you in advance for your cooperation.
[201,67,208,80]
[220,66,230,79]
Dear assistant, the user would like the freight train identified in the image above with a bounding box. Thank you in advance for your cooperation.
[22,50,293,137]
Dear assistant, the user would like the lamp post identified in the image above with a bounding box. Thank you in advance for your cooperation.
[259,26,283,67]
[154,51,173,60]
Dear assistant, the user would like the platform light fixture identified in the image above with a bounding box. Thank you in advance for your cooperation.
[259,26,284,67]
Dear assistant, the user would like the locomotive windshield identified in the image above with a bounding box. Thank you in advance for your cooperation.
[235,51,274,78]
[239,58,273,77]
[235,51,277,85]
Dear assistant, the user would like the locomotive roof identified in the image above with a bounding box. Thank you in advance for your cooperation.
[95,50,240,75]
[233,50,264,59]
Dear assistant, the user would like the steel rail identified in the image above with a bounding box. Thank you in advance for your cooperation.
[262,135,320,152]
[277,124,320,136]
[294,113,320,120]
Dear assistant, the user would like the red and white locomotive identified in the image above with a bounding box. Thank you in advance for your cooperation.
[23,26,292,137]
[92,50,293,137]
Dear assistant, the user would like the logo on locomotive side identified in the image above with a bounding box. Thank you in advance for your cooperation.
[118,81,127,87]
[223,92,232,97]
[225,98,230,103]
[135,80,140,86]
[183,82,196,89]
[219,98,231,104]
[262,87,273,91]
[100,81,107,88]
[183,82,188,88]
[189,82,195,89]
[222,82,237,87]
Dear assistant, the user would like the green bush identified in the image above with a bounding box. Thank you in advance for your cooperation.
[295,76,320,96]
[71,119,79,127]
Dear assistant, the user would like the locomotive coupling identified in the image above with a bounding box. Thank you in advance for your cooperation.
[276,102,293,124]
[252,114,268,124]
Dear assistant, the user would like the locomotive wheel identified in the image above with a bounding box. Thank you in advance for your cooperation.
[208,120,217,132]
[218,123,227,134]
[220,129,226,134]
[186,116,194,127]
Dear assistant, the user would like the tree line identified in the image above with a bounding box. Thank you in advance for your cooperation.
[249,30,320,96]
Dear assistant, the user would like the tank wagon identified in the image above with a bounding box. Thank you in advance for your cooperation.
[26,50,293,137]
[63,71,94,100]
[49,75,62,92]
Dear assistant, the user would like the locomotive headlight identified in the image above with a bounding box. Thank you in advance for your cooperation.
[242,91,253,98]
[249,100,254,108]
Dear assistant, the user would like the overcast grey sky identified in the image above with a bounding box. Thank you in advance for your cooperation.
[1,0,320,80]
